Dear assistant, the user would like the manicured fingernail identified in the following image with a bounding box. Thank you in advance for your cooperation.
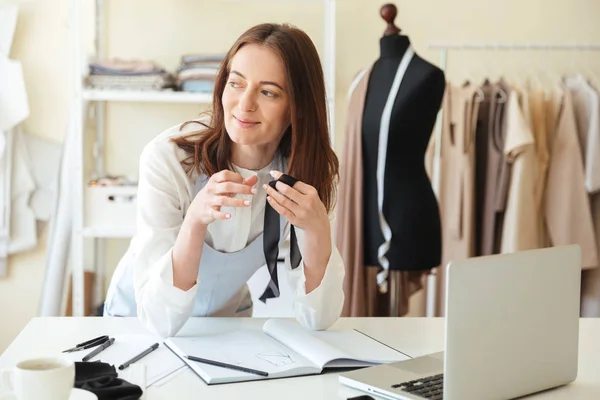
[243,200,251,205]
[251,188,257,194]
[226,213,231,219]
[269,171,276,177]
[263,184,267,189]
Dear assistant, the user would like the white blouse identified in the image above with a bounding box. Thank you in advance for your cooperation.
[564,74,600,194]
[131,121,345,337]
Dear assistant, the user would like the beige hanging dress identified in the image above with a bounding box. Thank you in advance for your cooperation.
[564,76,600,317]
[434,82,479,316]
[544,84,598,269]
[500,85,541,253]
[526,85,550,246]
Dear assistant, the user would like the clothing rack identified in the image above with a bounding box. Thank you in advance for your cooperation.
[425,42,600,318]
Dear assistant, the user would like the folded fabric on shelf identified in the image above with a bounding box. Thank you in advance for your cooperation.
[86,73,174,91]
[89,58,166,75]
[181,80,215,93]
[85,58,174,91]
[175,53,224,93]
[180,53,226,65]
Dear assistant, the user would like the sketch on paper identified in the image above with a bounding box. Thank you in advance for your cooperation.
[256,351,295,367]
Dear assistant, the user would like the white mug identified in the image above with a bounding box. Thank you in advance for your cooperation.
[0,356,75,400]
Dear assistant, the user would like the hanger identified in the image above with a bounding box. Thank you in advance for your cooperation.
[488,50,508,103]
[497,87,508,103]
[538,46,555,99]
[569,48,580,80]
[475,86,485,102]
[380,3,401,36]
[462,79,485,102]
[485,45,502,85]
[527,49,544,93]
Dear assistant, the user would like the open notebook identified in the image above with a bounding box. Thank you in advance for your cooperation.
[164,319,409,384]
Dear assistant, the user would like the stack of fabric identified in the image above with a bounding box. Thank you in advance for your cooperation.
[175,54,224,93]
[85,58,174,91]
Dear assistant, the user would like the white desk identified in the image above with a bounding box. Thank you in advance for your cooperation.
[1,317,599,399]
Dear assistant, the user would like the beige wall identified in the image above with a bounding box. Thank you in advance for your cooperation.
[2,0,600,351]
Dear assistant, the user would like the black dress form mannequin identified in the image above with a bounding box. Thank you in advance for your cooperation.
[362,3,445,316]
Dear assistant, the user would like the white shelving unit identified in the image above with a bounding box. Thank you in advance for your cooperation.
[68,0,337,316]
[82,88,214,104]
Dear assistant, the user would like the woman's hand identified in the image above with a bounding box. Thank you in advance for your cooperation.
[264,170,329,235]
[188,170,258,228]
[265,170,331,292]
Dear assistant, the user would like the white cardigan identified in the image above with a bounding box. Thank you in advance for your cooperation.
[115,121,345,337]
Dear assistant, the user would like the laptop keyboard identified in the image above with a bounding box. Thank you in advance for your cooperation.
[391,373,444,400]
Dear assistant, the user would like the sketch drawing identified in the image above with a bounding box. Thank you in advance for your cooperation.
[256,351,295,367]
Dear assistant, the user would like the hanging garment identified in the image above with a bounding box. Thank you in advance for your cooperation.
[432,82,479,316]
[0,128,11,276]
[334,67,426,317]
[8,128,37,255]
[0,53,29,132]
[564,75,600,194]
[6,130,62,257]
[473,80,494,256]
[0,6,18,56]
[0,51,29,277]
[526,84,550,247]
[21,131,62,223]
[40,103,77,316]
[582,190,600,316]
[565,76,600,316]
[581,241,600,317]
[544,84,598,269]
[500,85,541,253]
[480,80,510,256]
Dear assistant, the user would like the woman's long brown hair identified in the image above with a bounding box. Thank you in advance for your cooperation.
[171,23,339,212]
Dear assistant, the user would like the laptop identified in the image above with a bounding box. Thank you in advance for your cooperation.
[339,245,581,400]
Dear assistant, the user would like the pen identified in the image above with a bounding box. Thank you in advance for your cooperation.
[118,342,160,370]
[82,337,115,362]
[186,355,269,377]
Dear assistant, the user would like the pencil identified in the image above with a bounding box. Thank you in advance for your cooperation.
[82,337,115,362]
[186,355,269,377]
[118,342,160,370]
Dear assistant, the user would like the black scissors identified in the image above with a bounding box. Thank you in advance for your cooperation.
[62,335,110,353]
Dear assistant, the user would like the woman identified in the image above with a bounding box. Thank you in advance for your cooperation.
[104,23,345,338]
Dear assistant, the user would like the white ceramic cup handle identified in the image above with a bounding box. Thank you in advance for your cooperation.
[0,368,14,393]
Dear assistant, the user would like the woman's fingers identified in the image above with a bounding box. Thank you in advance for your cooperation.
[243,174,259,187]
[274,181,302,204]
[214,181,257,196]
[266,195,295,221]
[210,206,231,220]
[265,183,299,216]
[212,170,244,184]
[213,195,251,208]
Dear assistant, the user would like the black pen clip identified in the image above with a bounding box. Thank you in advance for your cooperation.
[62,335,110,353]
